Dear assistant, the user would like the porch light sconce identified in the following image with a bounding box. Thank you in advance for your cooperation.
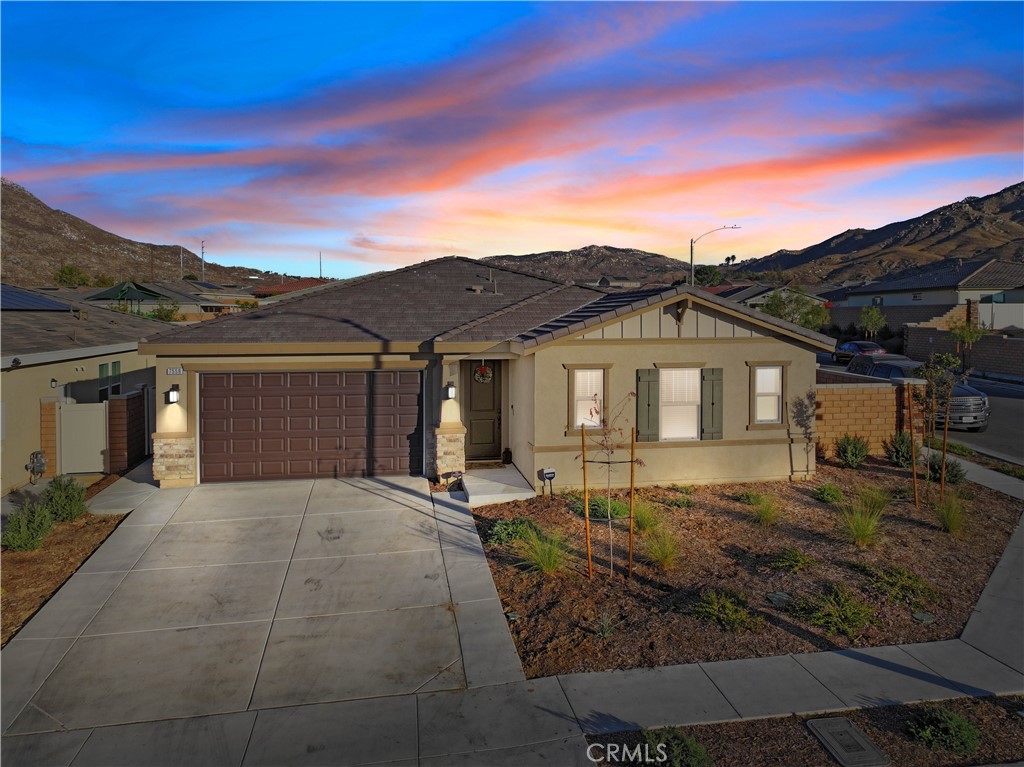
[444,382,456,400]
[166,384,180,404]
[50,378,58,389]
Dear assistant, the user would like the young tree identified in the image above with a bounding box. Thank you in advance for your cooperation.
[858,306,886,339]
[148,299,181,322]
[947,318,985,372]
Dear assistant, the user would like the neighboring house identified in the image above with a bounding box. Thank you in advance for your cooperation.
[252,277,334,299]
[0,284,163,493]
[140,257,833,491]
[841,259,1024,330]
[84,280,253,320]
[712,283,831,310]
[595,276,642,289]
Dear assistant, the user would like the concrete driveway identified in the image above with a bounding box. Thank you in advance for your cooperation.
[2,470,526,750]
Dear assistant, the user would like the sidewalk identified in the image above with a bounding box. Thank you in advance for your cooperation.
[2,459,1021,766]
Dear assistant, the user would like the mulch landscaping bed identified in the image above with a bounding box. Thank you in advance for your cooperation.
[587,696,1024,767]
[474,458,1022,678]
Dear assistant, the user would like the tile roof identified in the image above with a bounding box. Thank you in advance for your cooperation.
[252,278,334,298]
[143,257,595,346]
[959,259,1024,289]
[1,284,169,359]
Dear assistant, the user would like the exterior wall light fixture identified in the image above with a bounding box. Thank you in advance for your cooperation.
[444,382,456,399]
[50,378,58,388]
[166,384,180,404]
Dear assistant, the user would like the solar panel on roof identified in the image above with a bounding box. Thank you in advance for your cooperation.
[0,284,71,311]
[193,281,222,290]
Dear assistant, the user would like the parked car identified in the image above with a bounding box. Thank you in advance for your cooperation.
[832,340,886,364]
[844,354,990,432]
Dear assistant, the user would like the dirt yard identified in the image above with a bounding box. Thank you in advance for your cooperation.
[474,458,1022,678]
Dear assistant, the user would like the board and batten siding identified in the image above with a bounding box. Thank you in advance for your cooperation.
[580,302,766,341]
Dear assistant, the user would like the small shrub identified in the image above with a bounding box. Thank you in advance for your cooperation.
[771,547,818,573]
[907,704,980,755]
[813,483,845,505]
[793,583,873,638]
[751,496,782,527]
[668,484,694,495]
[693,590,764,632]
[642,528,681,570]
[934,493,967,535]
[513,528,567,575]
[882,431,916,468]
[1,500,54,551]
[640,727,712,767]
[592,609,623,639]
[736,490,768,506]
[664,495,695,509]
[632,499,662,532]
[487,517,541,546]
[834,433,870,468]
[42,475,87,522]
[926,453,966,485]
[565,491,631,520]
[854,563,937,608]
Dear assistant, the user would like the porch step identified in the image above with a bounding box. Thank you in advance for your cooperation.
[461,467,536,508]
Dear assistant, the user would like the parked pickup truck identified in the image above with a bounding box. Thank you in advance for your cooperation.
[844,354,990,432]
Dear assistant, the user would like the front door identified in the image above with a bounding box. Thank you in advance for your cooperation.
[463,360,501,460]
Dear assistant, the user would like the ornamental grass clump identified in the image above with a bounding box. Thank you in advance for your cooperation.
[565,491,630,520]
[934,493,968,536]
[840,486,890,547]
[513,528,567,576]
[642,527,681,571]
[632,499,662,533]
[751,495,782,527]
[736,490,768,506]
[42,475,88,522]
[834,433,869,468]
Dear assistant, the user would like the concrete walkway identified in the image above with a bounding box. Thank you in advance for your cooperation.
[2,459,1022,766]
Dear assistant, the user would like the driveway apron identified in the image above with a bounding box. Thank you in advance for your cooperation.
[2,477,485,735]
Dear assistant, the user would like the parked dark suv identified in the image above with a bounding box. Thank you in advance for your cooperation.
[844,354,990,431]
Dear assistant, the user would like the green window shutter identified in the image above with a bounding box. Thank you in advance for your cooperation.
[636,369,659,442]
[701,368,723,440]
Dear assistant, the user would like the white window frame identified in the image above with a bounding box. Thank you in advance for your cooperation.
[659,368,700,441]
[753,365,783,424]
[111,360,122,396]
[98,362,109,402]
[569,367,607,431]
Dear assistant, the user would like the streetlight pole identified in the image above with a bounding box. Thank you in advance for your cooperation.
[690,225,741,285]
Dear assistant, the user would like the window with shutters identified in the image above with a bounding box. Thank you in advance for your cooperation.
[564,364,611,434]
[637,367,722,442]
[659,369,700,440]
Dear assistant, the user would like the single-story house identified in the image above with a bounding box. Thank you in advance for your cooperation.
[139,257,834,491]
[0,284,163,493]
[252,277,335,299]
[85,280,255,320]
[841,258,1024,330]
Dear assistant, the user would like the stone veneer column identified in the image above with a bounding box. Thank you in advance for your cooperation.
[152,433,196,488]
[432,424,467,481]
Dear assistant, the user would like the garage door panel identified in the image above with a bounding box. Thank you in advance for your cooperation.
[200,370,421,482]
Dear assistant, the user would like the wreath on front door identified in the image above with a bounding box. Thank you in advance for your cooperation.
[473,364,493,384]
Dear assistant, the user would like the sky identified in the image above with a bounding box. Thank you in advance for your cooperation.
[2,2,1022,279]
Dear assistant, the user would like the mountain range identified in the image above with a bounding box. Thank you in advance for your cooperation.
[2,177,1021,289]
[0,179,271,286]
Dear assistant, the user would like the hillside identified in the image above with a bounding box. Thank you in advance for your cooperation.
[0,178,272,286]
[483,244,689,285]
[741,182,1024,284]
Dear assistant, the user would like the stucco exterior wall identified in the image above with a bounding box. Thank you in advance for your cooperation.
[528,312,819,490]
[507,354,536,484]
[846,289,958,307]
[1,350,154,494]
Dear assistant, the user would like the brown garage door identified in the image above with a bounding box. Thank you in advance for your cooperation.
[199,371,422,482]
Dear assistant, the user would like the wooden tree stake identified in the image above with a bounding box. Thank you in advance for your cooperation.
[582,427,593,579]
[907,383,919,509]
